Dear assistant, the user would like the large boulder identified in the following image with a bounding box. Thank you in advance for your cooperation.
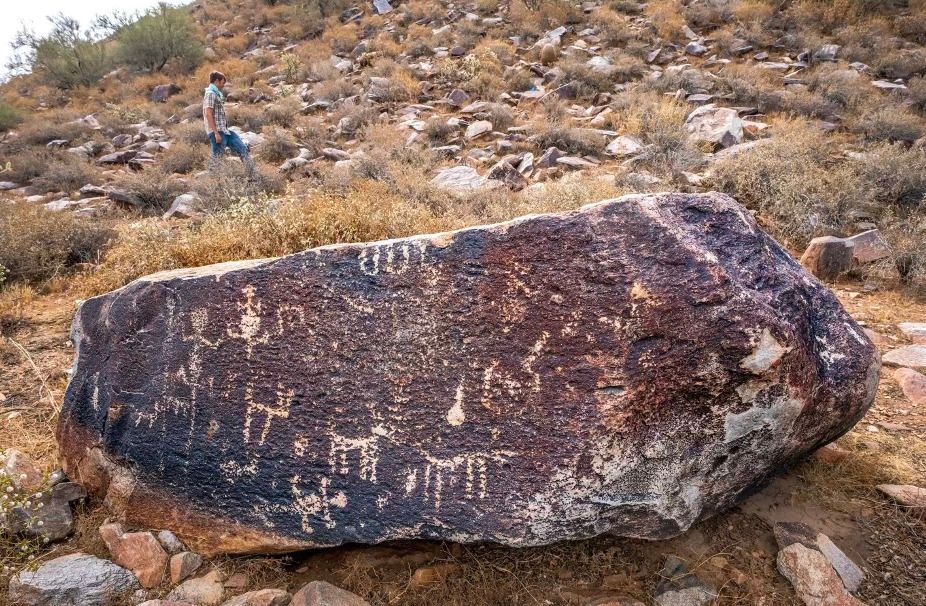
[57,192,878,556]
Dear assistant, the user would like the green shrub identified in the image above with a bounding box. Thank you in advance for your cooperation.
[10,15,108,89]
[111,3,204,72]
[0,102,21,132]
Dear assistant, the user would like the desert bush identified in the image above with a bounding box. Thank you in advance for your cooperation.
[17,123,88,150]
[1,149,50,185]
[32,155,99,193]
[265,95,303,126]
[160,141,206,174]
[733,0,775,25]
[0,102,22,132]
[232,105,269,134]
[10,15,108,89]
[592,8,634,45]
[280,52,303,83]
[532,121,602,156]
[260,127,300,164]
[684,0,732,28]
[192,161,286,211]
[0,202,111,283]
[110,168,188,211]
[908,76,926,113]
[710,122,862,247]
[872,48,926,80]
[559,58,616,98]
[853,105,926,143]
[312,77,357,103]
[105,3,204,73]
[333,102,379,136]
[0,282,36,335]
[646,0,686,39]
[424,116,457,143]
[855,144,926,212]
[806,65,869,110]
[171,121,210,146]
[613,92,701,174]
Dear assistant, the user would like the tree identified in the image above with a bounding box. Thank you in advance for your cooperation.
[104,3,204,73]
[9,15,108,89]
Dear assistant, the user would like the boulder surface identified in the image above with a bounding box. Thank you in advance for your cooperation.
[58,192,878,555]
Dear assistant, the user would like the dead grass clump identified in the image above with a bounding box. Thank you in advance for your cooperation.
[733,0,775,25]
[424,117,457,144]
[0,203,111,284]
[908,76,926,113]
[15,116,89,147]
[232,104,270,134]
[171,121,209,145]
[853,105,926,143]
[646,0,686,40]
[160,141,207,175]
[1,149,51,186]
[0,283,36,335]
[110,169,188,212]
[333,102,380,137]
[313,78,357,103]
[192,161,286,212]
[32,155,99,194]
[806,65,869,110]
[531,121,603,156]
[612,92,701,175]
[264,95,303,127]
[872,48,926,80]
[592,8,634,46]
[559,58,617,98]
[260,127,300,164]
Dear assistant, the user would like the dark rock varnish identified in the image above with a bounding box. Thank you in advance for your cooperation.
[58,193,879,555]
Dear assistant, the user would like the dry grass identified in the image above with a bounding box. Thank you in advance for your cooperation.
[0,203,111,284]
[646,0,686,40]
[160,141,207,175]
[109,169,188,212]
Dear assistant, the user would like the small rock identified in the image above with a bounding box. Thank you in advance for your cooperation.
[556,156,596,168]
[605,136,644,157]
[291,581,369,606]
[0,181,19,190]
[486,159,527,190]
[898,322,926,344]
[430,166,493,194]
[846,230,890,265]
[882,345,926,369]
[408,563,462,588]
[2,448,44,492]
[8,553,139,606]
[894,367,926,407]
[100,522,169,589]
[800,236,854,281]
[321,148,351,162]
[6,481,86,542]
[224,573,249,591]
[777,543,864,606]
[158,529,186,554]
[167,570,226,605]
[814,44,840,62]
[536,146,565,168]
[872,80,906,90]
[877,484,926,507]
[685,41,708,56]
[812,443,851,465]
[220,589,291,606]
[152,84,183,103]
[163,193,204,220]
[684,104,743,149]
[446,88,470,106]
[98,150,138,164]
[653,556,717,606]
[464,120,493,140]
[171,552,204,584]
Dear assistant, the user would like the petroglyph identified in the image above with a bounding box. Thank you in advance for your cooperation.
[243,385,294,445]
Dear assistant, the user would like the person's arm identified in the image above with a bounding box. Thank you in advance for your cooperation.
[205,106,222,143]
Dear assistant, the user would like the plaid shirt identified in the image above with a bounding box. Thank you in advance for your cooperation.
[203,88,228,135]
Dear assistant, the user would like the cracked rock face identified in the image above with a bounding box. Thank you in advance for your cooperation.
[58,192,879,556]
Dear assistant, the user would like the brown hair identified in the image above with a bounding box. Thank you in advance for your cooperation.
[209,71,226,84]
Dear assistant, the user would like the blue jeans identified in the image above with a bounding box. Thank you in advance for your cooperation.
[208,131,255,175]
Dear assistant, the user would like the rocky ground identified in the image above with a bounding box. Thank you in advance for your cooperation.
[1,0,926,604]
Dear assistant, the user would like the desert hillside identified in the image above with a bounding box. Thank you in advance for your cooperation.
[0,0,925,605]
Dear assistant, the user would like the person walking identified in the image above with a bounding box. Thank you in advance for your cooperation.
[203,71,256,178]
